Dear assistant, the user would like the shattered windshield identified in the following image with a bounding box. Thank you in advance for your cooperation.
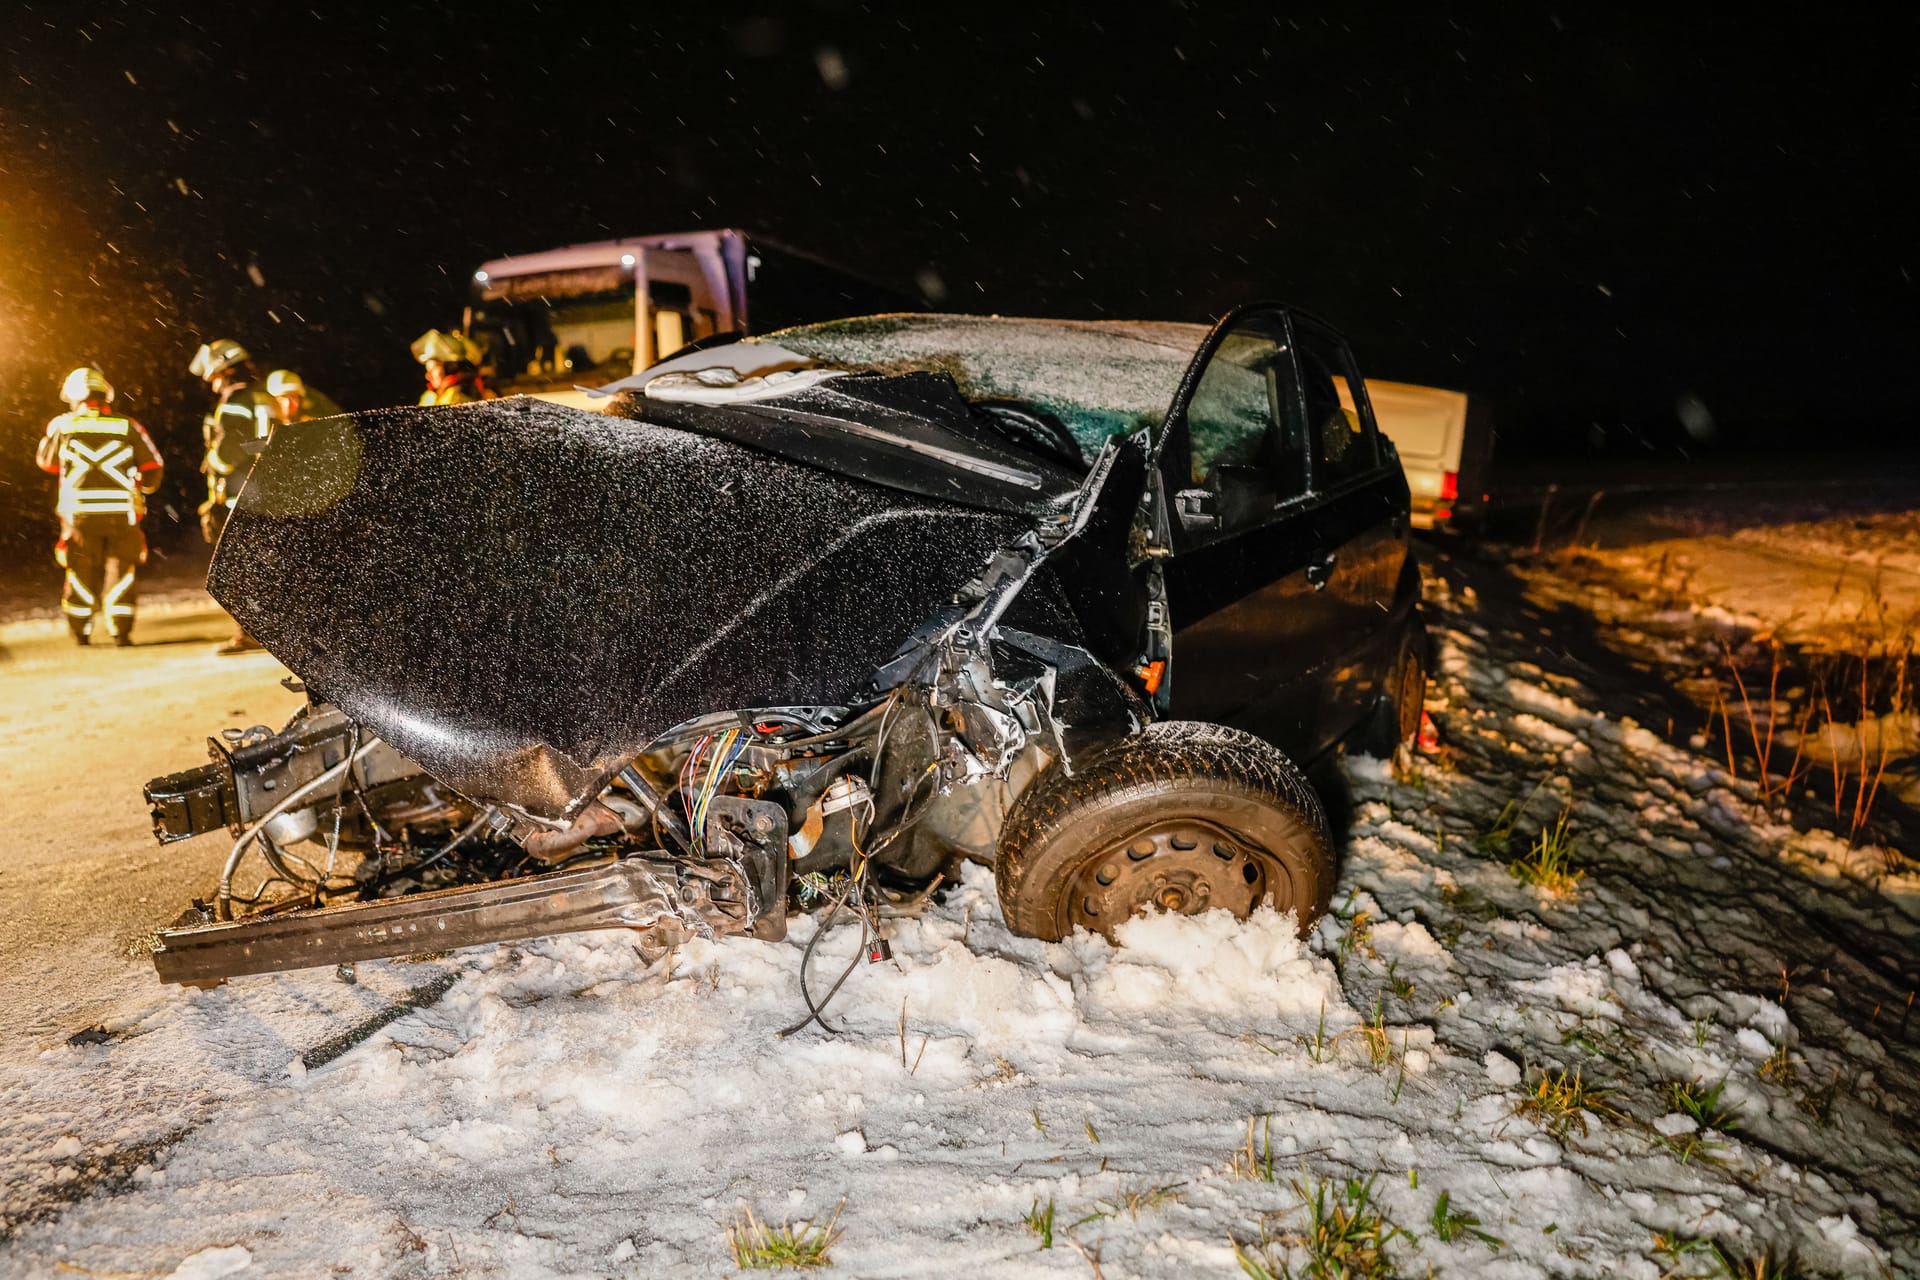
[621,314,1209,455]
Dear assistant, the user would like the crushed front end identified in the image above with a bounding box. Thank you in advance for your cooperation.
[145,393,1156,984]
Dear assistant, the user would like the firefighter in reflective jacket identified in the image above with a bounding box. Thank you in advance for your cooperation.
[34,368,165,646]
[411,329,493,405]
[190,338,281,543]
[264,369,344,423]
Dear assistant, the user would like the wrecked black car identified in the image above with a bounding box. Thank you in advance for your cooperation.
[143,304,1425,986]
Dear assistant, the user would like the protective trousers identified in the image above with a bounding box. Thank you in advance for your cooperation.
[60,515,147,644]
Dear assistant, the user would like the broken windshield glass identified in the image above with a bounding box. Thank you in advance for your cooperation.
[598,315,1210,456]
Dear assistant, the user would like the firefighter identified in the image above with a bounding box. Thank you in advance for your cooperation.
[34,368,165,646]
[190,338,282,544]
[265,369,344,423]
[411,329,493,405]
[190,338,280,655]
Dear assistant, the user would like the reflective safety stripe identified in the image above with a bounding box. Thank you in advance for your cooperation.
[103,572,135,608]
[55,413,129,437]
[63,440,134,469]
[57,436,142,518]
[63,496,137,517]
[64,569,97,625]
[101,571,136,634]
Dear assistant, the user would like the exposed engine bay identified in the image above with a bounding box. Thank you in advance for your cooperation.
[145,680,1059,988]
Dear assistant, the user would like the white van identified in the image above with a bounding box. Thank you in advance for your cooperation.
[1340,379,1489,529]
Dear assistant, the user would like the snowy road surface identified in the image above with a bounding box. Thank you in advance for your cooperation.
[0,600,301,1046]
[0,603,458,1246]
[2,575,1917,1277]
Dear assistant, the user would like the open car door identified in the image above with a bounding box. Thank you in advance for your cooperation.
[1149,304,1345,757]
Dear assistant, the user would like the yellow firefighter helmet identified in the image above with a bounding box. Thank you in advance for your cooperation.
[189,338,250,381]
[410,328,483,366]
[60,366,114,407]
[265,369,306,398]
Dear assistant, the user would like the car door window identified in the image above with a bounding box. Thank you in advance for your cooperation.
[1296,326,1378,489]
[1179,313,1308,535]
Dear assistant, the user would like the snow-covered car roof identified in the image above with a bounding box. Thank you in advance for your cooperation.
[612,313,1210,455]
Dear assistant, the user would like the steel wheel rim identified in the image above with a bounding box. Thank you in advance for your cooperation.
[1061,817,1294,934]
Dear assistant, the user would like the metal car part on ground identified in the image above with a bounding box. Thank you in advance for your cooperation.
[145,304,1424,986]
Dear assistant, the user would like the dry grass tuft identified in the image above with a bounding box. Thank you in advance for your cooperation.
[727,1202,844,1270]
[1509,809,1584,897]
[1513,1068,1618,1138]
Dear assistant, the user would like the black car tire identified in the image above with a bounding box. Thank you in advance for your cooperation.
[994,721,1334,942]
[1363,621,1428,756]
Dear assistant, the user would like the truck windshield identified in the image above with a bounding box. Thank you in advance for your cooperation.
[469,289,637,392]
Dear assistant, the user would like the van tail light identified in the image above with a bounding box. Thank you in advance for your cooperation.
[1439,470,1459,501]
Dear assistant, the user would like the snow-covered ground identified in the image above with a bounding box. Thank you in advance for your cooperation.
[5,562,1918,1278]
[1510,511,1920,833]
[1525,509,1920,657]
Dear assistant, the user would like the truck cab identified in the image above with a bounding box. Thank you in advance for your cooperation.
[462,228,917,408]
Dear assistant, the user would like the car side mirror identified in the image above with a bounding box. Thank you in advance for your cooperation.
[1202,463,1277,530]
[1174,486,1218,530]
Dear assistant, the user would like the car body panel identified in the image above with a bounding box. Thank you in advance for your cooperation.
[1160,509,1340,744]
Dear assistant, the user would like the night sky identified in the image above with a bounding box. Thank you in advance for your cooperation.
[2,5,1915,554]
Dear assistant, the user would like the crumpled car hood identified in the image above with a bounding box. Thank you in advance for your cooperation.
[211,398,1030,823]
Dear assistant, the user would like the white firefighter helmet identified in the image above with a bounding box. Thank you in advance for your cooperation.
[410,328,482,366]
[189,337,250,381]
[265,369,306,398]
[60,366,114,407]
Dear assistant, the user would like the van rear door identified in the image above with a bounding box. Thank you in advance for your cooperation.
[1342,380,1467,528]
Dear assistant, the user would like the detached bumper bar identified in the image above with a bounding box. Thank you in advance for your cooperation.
[152,855,774,985]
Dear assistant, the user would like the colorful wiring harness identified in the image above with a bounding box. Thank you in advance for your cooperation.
[680,727,752,851]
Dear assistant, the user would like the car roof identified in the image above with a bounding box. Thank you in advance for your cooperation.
[744,313,1210,453]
